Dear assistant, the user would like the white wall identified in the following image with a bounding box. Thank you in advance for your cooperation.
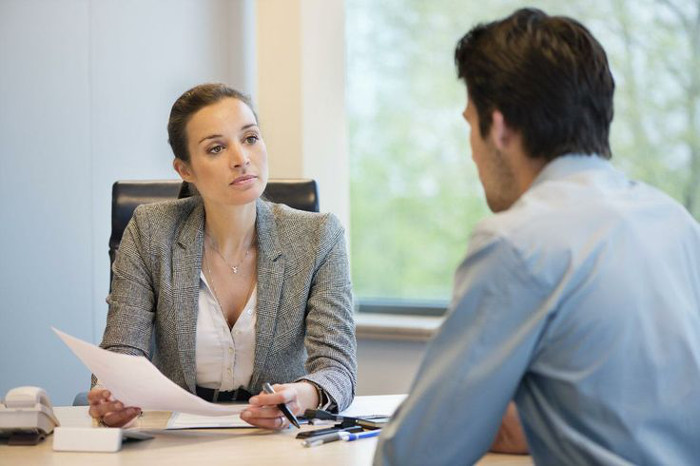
[256,0,350,229]
[0,0,254,405]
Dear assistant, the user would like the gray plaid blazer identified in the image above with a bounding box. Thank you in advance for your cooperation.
[99,196,357,410]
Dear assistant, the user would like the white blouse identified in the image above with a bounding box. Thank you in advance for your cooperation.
[195,272,257,391]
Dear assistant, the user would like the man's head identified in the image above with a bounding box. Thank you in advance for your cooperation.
[455,8,615,162]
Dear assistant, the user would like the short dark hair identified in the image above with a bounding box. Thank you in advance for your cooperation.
[455,8,615,160]
[167,83,256,162]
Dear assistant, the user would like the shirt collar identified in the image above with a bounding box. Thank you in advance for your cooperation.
[530,153,612,189]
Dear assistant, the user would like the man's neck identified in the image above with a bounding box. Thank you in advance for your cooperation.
[511,149,548,199]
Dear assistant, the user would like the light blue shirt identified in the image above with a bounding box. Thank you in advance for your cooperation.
[374,155,700,465]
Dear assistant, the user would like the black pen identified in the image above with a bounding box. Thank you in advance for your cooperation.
[262,382,301,428]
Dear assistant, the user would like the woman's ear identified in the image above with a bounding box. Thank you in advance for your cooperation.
[173,158,194,182]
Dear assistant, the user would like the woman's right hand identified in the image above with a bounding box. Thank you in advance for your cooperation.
[87,387,141,427]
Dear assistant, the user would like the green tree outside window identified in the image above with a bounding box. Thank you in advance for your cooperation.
[347,0,700,305]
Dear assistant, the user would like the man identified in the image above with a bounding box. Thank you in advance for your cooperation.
[374,8,700,465]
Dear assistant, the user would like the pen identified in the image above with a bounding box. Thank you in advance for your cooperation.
[296,425,363,439]
[301,431,344,448]
[338,429,382,442]
[262,382,301,429]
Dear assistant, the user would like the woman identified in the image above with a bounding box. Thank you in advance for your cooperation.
[88,83,357,429]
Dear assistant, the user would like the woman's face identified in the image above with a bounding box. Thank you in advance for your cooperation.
[174,97,268,207]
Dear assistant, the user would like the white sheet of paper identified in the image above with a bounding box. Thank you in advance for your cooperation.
[53,327,247,416]
[163,395,408,429]
[167,411,251,429]
[339,394,406,418]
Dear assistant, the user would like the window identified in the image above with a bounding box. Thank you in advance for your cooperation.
[346,0,700,313]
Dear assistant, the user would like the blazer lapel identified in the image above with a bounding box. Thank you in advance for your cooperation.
[250,199,285,389]
[172,199,205,393]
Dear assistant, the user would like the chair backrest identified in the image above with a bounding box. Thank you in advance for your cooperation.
[109,179,319,282]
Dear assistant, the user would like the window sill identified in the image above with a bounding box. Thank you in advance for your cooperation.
[354,313,444,342]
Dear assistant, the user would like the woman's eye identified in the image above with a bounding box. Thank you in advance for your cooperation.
[208,145,224,154]
[244,135,259,144]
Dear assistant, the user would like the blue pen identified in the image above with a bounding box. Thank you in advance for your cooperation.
[338,429,382,441]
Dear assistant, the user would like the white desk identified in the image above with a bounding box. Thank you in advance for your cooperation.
[0,396,533,465]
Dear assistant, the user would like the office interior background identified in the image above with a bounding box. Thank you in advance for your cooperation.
[1,0,698,405]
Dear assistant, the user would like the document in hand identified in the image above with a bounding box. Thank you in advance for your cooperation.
[53,328,247,417]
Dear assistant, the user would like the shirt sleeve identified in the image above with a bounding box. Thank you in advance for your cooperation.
[100,205,156,357]
[374,229,549,465]
[296,214,357,412]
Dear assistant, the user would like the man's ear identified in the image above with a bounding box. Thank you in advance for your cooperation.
[173,158,194,182]
[489,110,515,151]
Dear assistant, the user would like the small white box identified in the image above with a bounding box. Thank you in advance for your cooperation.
[53,427,153,452]
[53,427,123,452]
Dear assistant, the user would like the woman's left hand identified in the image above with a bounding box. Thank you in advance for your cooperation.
[240,382,318,430]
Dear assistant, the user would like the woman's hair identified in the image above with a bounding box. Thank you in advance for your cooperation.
[455,8,615,160]
[167,83,257,162]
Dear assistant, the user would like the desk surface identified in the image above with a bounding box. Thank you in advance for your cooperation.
[0,397,532,465]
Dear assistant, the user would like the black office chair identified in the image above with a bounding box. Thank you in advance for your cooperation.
[108,178,319,281]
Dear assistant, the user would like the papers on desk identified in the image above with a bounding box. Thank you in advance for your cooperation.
[340,394,406,418]
[53,328,247,417]
[166,411,250,429]
[163,394,408,430]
